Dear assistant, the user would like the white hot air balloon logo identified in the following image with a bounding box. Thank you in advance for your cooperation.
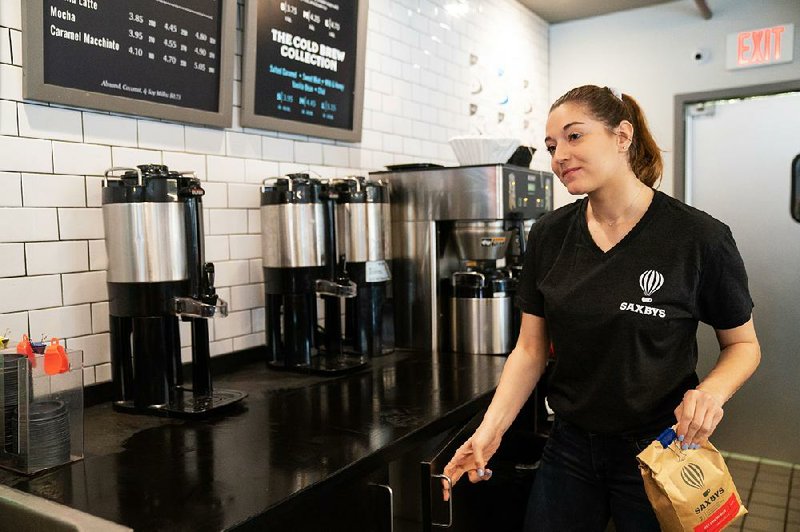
[639,270,664,303]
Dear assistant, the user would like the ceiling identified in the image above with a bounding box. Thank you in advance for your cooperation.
[518,0,679,23]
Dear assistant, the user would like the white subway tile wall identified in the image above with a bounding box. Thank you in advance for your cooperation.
[22,173,86,207]
[52,141,111,176]
[0,0,547,378]
[0,27,10,64]
[26,241,89,275]
[88,239,107,271]
[18,103,83,143]
[90,302,109,334]
[0,242,24,277]
[83,113,138,148]
[0,171,21,206]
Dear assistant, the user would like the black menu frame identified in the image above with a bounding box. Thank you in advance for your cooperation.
[241,0,368,142]
[22,1,236,128]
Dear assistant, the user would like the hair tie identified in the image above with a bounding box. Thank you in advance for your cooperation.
[607,86,623,101]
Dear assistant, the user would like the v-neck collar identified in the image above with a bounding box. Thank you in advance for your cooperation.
[578,189,664,257]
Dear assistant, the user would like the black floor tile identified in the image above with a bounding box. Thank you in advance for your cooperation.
[753,479,791,496]
[746,503,787,521]
[721,455,800,531]
[741,514,785,531]
[749,491,787,507]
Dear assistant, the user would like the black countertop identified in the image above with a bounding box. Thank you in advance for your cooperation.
[0,350,505,531]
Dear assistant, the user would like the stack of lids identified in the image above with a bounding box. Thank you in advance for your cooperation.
[24,399,71,470]
[2,354,22,453]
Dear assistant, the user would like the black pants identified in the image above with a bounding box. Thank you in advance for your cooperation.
[524,418,661,531]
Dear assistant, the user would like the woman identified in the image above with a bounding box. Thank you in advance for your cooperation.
[442,85,761,531]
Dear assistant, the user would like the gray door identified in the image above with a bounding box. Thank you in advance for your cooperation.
[686,91,800,463]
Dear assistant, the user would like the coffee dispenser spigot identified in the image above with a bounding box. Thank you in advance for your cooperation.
[102,165,246,417]
[504,212,527,270]
[172,263,228,319]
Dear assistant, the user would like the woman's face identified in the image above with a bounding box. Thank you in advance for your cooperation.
[544,102,628,195]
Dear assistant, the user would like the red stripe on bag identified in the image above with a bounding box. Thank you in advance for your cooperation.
[693,493,740,532]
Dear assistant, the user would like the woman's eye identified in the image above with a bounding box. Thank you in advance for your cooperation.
[546,145,556,155]
[568,132,582,141]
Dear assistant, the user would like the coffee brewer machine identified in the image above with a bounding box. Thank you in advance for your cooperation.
[374,164,552,354]
[102,165,246,416]
[261,174,391,373]
[448,220,516,354]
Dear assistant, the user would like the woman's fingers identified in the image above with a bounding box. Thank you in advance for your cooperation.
[675,389,725,449]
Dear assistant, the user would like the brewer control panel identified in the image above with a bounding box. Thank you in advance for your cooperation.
[504,167,552,219]
[375,164,555,222]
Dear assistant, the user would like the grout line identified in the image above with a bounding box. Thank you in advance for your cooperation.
[741,460,762,528]
[785,468,795,532]
[760,457,797,469]
[725,451,760,463]
[7,28,13,66]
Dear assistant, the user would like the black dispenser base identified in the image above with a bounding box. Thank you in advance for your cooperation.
[268,354,366,376]
[113,387,247,418]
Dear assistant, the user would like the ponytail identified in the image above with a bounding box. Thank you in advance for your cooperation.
[550,85,663,188]
[621,94,662,187]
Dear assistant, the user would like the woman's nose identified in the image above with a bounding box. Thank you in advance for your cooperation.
[553,143,568,162]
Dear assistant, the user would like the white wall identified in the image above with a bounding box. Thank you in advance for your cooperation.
[0,0,548,385]
[549,0,800,207]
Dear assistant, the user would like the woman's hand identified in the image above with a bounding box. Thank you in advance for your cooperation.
[439,314,550,501]
[675,317,760,450]
[674,388,724,450]
[441,424,503,501]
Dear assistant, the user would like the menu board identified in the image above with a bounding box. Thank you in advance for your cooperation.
[22,1,235,128]
[241,0,368,141]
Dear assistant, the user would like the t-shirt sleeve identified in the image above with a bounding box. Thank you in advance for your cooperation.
[515,220,546,317]
[696,226,754,329]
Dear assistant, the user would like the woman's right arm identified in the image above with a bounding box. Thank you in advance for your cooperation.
[442,312,550,499]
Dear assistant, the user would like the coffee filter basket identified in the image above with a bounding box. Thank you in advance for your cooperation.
[448,136,520,166]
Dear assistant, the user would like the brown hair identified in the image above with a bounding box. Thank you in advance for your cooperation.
[550,85,663,188]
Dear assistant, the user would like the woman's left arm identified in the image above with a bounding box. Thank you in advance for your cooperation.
[674,316,761,449]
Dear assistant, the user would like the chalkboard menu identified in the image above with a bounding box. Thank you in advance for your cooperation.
[22,1,235,128]
[241,0,368,141]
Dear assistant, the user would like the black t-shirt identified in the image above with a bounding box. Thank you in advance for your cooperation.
[516,190,753,436]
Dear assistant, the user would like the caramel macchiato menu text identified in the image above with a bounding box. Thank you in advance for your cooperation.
[43,0,223,111]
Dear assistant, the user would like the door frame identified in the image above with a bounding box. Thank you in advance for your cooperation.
[673,79,800,202]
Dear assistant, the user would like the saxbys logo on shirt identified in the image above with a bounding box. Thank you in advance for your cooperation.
[619,270,666,318]
[639,270,664,302]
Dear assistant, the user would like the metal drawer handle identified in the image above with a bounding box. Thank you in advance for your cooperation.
[370,483,394,532]
[431,474,453,528]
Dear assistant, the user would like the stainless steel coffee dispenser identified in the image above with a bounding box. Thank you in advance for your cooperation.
[373,164,553,354]
[261,174,374,374]
[332,177,393,357]
[102,165,246,417]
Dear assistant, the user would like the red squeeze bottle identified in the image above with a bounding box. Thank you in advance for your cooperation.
[16,334,36,367]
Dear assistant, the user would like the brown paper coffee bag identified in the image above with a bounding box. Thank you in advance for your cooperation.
[637,436,746,532]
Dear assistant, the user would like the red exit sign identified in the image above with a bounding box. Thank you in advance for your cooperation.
[727,24,794,69]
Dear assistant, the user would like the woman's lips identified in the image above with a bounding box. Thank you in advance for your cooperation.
[561,167,580,179]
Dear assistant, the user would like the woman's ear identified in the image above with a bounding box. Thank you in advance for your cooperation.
[617,120,634,151]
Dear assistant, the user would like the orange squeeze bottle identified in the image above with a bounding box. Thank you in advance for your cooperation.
[44,338,69,375]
